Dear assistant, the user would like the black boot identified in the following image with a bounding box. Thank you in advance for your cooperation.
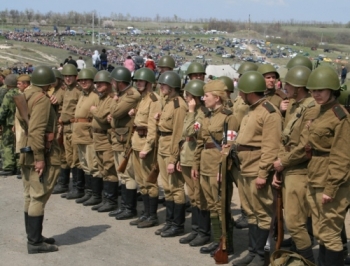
[52,168,70,194]
[109,184,126,217]
[115,188,138,220]
[307,216,314,246]
[235,207,248,229]
[297,246,315,264]
[130,194,149,226]
[98,181,118,212]
[155,201,174,235]
[179,206,199,244]
[248,227,269,266]
[200,216,221,254]
[318,245,326,266]
[325,248,345,266]
[161,203,185,237]
[190,209,211,247]
[27,215,58,254]
[25,213,55,244]
[232,224,257,266]
[84,177,103,207]
[76,174,92,204]
[138,196,159,228]
[66,168,85,199]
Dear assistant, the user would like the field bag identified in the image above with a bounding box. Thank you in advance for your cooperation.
[269,250,315,266]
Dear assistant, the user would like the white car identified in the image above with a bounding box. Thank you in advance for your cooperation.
[222,54,233,58]
[196,55,204,59]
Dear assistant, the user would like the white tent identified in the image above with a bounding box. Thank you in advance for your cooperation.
[205,65,239,81]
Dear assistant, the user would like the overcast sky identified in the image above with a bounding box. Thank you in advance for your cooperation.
[2,0,349,23]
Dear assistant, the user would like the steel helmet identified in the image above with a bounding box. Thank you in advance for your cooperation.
[237,62,258,75]
[31,66,56,86]
[94,70,112,84]
[4,74,18,87]
[286,55,313,70]
[217,76,234,92]
[77,69,95,81]
[284,66,312,87]
[86,67,98,77]
[133,67,156,84]
[237,71,266,93]
[338,85,350,107]
[186,62,206,76]
[184,80,205,96]
[61,64,78,76]
[110,66,131,83]
[52,69,63,80]
[307,66,340,91]
[158,71,181,89]
[157,55,175,69]
[257,64,280,79]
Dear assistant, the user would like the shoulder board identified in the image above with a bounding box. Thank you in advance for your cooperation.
[262,101,276,113]
[221,108,233,115]
[201,105,210,117]
[275,90,287,100]
[227,99,233,107]
[149,92,158,102]
[126,90,134,96]
[332,104,348,120]
[173,97,180,109]
[307,101,316,108]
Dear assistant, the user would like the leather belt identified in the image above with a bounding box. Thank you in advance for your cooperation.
[311,150,329,157]
[204,143,216,149]
[236,145,261,152]
[185,137,195,142]
[92,128,107,134]
[159,131,172,136]
[74,118,92,123]
[135,126,148,137]
[62,118,75,125]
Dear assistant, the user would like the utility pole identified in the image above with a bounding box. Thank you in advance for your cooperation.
[248,14,250,41]
[98,14,101,45]
[92,12,94,44]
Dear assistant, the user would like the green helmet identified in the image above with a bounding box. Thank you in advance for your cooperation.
[158,71,181,89]
[286,55,313,70]
[133,67,156,83]
[184,80,205,96]
[61,64,78,76]
[31,66,56,86]
[307,66,340,91]
[338,86,350,107]
[77,69,94,81]
[157,55,175,69]
[94,70,111,84]
[4,74,18,87]
[284,66,312,87]
[237,62,258,75]
[86,67,98,77]
[110,66,131,83]
[52,69,63,80]
[186,62,206,76]
[217,76,234,92]
[257,64,280,79]
[237,71,266,93]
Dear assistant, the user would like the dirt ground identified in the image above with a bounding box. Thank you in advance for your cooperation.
[0,175,349,266]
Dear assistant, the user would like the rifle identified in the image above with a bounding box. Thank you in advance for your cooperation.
[13,94,29,134]
[275,171,284,250]
[146,126,160,184]
[117,125,134,173]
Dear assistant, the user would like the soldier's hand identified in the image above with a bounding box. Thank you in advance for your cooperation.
[322,194,333,204]
[90,106,97,112]
[107,114,112,123]
[188,98,196,112]
[176,162,182,172]
[256,177,266,190]
[50,95,58,105]
[34,161,45,176]
[279,100,289,112]
[113,95,119,101]
[191,169,199,180]
[128,109,135,116]
[139,151,147,159]
[167,163,175,174]
[154,113,160,120]
[273,159,284,172]
[272,173,282,189]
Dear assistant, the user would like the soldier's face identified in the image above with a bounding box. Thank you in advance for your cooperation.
[284,83,297,99]
[95,82,109,94]
[78,79,93,91]
[264,72,277,89]
[203,92,219,109]
[239,91,250,105]
[64,75,76,86]
[184,92,194,103]
[160,83,171,96]
[189,73,205,81]
[17,81,27,92]
[310,89,333,105]
[136,80,146,92]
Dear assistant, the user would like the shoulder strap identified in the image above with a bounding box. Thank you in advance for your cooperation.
[149,92,158,102]
[201,105,210,117]
[332,104,348,120]
[275,89,287,100]
[29,92,46,112]
[262,101,276,113]
[173,97,180,109]
[221,108,233,115]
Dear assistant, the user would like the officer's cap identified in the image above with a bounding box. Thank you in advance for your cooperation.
[17,74,31,82]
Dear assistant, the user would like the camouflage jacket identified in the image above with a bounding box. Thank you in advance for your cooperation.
[0,88,19,126]
[0,87,9,107]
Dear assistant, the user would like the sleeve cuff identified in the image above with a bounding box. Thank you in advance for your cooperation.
[323,185,339,199]
[258,169,269,179]
[34,151,45,162]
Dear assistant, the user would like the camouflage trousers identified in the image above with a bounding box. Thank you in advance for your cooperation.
[0,125,16,171]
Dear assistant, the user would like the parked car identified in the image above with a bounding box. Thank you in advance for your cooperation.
[323,57,332,62]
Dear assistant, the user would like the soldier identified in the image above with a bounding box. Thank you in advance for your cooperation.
[155,55,175,96]
[177,80,211,247]
[87,70,118,211]
[16,66,60,254]
[217,76,234,109]
[286,55,313,71]
[192,80,238,255]
[154,71,187,238]
[16,74,31,92]
[0,74,19,176]
[72,69,100,204]
[271,65,316,263]
[108,66,141,220]
[185,62,206,82]
[232,71,282,266]
[129,68,162,228]
[303,66,350,266]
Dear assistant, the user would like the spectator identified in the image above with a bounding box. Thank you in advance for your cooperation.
[123,56,135,73]
[341,65,347,84]
[67,56,78,68]
[92,50,100,70]
[99,48,108,70]
[57,63,63,71]
[76,56,86,71]
[133,51,144,70]
[145,55,156,72]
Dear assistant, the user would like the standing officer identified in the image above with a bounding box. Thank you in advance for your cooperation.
[16,66,60,254]
[73,69,100,203]
[108,66,141,220]
[232,71,282,266]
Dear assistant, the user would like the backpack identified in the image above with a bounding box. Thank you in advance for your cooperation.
[269,250,316,266]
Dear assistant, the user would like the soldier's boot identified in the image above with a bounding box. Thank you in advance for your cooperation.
[297,246,315,264]
[97,181,118,212]
[52,168,71,194]
[179,206,199,244]
[325,248,345,266]
[76,174,92,204]
[247,227,269,266]
[66,168,85,199]
[130,194,149,226]
[27,215,58,254]
[138,196,159,228]
[307,216,314,245]
[318,245,326,266]
[109,184,126,217]
[25,212,55,244]
[235,207,248,229]
[84,177,103,207]
[190,209,211,247]
[200,215,221,254]
[232,224,257,266]
[16,168,22,179]
[155,200,174,235]
[161,203,185,237]
[115,189,138,220]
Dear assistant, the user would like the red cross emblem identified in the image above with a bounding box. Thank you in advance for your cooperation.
[227,130,237,141]
[194,122,201,131]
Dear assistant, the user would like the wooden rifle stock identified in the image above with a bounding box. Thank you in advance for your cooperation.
[118,148,133,173]
[147,162,159,184]
[275,171,284,250]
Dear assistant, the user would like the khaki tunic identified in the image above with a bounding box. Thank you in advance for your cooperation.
[60,84,80,124]
[232,96,249,127]
[264,89,286,110]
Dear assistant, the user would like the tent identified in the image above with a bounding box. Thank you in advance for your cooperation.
[205,65,239,81]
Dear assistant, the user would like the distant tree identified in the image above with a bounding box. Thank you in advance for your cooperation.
[103,20,114,28]
[345,21,350,28]
[40,20,47,26]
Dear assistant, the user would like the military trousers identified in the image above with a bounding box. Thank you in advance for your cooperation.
[158,154,185,204]
[77,144,99,177]
[63,125,80,168]
[234,167,254,222]
[182,165,207,210]
[283,172,311,250]
[200,174,220,217]
[114,151,136,189]
[23,165,60,216]
[1,125,16,171]
[307,186,350,251]
[241,175,273,230]
[95,149,118,182]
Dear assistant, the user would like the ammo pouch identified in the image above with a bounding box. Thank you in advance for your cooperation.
[269,250,315,266]
[114,127,129,144]
[45,132,55,154]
